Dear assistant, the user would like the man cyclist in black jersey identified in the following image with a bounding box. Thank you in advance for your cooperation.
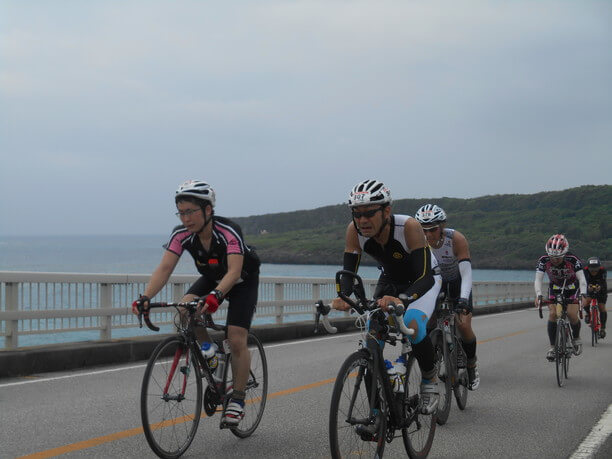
[331,179,442,419]
[415,204,479,390]
[132,180,260,426]
[583,257,608,338]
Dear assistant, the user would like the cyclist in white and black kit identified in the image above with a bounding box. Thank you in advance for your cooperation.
[331,179,442,416]
[132,180,260,426]
[415,204,480,391]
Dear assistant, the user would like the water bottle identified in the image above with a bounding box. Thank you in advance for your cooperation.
[213,351,226,384]
[200,342,218,371]
[394,356,406,393]
[384,359,401,393]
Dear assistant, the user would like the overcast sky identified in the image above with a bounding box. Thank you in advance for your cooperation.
[1,0,610,236]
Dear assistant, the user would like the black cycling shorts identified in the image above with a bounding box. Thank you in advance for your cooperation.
[186,273,259,330]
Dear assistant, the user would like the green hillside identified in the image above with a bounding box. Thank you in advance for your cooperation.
[233,185,611,270]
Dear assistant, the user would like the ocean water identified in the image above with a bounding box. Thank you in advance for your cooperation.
[0,234,534,281]
[0,235,534,348]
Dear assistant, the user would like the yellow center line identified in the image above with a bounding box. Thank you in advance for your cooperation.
[17,327,531,458]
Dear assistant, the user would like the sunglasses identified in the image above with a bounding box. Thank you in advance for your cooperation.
[352,207,383,219]
[422,225,440,232]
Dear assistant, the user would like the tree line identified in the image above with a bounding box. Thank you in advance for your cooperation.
[233,185,611,270]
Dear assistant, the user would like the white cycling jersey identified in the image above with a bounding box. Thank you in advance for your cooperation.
[429,228,459,282]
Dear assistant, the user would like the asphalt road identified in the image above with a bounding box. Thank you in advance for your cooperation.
[1,308,611,459]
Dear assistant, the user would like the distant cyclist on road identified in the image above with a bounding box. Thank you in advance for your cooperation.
[534,234,587,360]
[415,204,480,391]
[331,179,442,416]
[132,180,261,426]
[583,257,608,338]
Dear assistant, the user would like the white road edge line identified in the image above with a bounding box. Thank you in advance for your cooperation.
[0,308,526,388]
[0,332,359,388]
[570,403,612,458]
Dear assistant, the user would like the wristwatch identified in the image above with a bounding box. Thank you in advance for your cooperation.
[211,289,224,302]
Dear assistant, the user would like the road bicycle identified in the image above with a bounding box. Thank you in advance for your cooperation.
[538,282,580,387]
[427,291,469,425]
[586,297,602,347]
[135,300,268,459]
[316,270,436,459]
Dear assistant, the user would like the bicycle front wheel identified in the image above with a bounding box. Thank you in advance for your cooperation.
[329,350,387,459]
[402,354,436,459]
[430,331,451,425]
[141,336,203,459]
[453,341,468,410]
[229,332,268,438]
[555,321,565,387]
[563,325,571,379]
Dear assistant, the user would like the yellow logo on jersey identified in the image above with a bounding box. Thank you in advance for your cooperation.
[393,252,403,259]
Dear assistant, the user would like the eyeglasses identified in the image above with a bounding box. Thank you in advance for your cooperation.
[352,207,383,219]
[175,208,202,218]
[422,225,440,232]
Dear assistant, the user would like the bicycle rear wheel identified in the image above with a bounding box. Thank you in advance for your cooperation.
[430,331,451,425]
[555,321,565,387]
[141,336,203,459]
[402,354,436,459]
[453,341,468,410]
[229,332,268,438]
[329,350,387,459]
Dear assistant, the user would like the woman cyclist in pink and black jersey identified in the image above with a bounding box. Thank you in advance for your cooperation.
[132,180,260,426]
[534,234,587,361]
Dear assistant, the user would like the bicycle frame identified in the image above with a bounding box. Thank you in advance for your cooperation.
[589,299,601,332]
[140,302,230,403]
[334,270,418,430]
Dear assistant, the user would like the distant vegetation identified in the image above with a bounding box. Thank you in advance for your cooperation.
[233,185,611,270]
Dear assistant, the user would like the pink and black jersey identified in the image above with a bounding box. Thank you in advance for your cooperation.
[164,216,260,282]
[536,254,583,287]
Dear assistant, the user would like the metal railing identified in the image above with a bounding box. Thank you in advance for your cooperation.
[0,271,534,349]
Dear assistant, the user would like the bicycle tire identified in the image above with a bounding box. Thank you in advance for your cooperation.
[141,336,203,459]
[555,321,564,387]
[430,331,451,425]
[592,308,599,347]
[402,354,436,459]
[329,349,387,459]
[229,332,269,438]
[453,340,468,410]
[563,324,570,379]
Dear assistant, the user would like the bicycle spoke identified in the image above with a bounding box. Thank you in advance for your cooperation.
[141,337,202,459]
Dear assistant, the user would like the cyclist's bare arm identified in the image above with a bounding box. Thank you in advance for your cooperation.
[452,230,471,260]
[133,251,180,314]
[215,253,244,297]
[332,223,362,312]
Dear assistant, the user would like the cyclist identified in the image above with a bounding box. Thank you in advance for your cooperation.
[132,180,260,426]
[415,204,480,391]
[534,234,587,360]
[331,179,442,417]
[583,257,608,338]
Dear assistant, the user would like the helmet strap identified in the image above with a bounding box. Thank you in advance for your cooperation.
[196,205,214,234]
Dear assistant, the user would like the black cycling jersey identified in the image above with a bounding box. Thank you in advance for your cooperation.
[584,266,608,300]
[357,214,436,299]
[164,216,260,282]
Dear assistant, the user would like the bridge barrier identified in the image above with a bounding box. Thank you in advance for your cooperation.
[0,271,536,351]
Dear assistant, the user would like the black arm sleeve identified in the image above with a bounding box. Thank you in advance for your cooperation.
[400,246,434,300]
[339,252,361,296]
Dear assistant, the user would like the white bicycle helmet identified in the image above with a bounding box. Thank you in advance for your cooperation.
[545,234,569,257]
[415,204,447,225]
[348,179,392,208]
[175,180,216,207]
